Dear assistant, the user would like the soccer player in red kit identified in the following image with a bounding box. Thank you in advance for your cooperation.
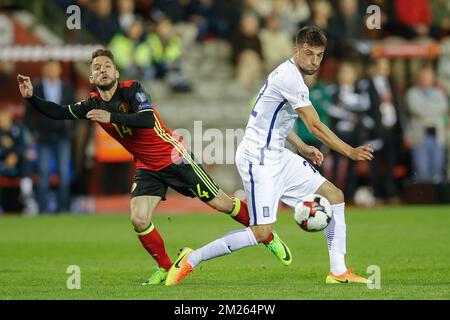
[17,49,292,285]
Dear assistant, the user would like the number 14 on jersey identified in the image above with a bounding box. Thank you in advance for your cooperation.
[112,123,133,138]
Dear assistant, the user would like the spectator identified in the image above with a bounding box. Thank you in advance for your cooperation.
[152,0,190,23]
[82,0,121,44]
[327,62,371,201]
[259,14,293,72]
[142,17,192,92]
[328,0,365,58]
[361,57,403,204]
[116,0,138,33]
[434,8,450,181]
[393,0,432,39]
[150,0,199,49]
[302,0,333,31]
[25,60,75,213]
[437,37,450,97]
[0,109,38,215]
[187,0,229,40]
[287,0,312,28]
[108,17,148,80]
[0,13,14,46]
[430,0,450,40]
[405,64,449,183]
[270,0,303,36]
[215,0,242,37]
[230,13,264,92]
[242,0,272,19]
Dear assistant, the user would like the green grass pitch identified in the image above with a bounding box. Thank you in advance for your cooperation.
[0,205,449,300]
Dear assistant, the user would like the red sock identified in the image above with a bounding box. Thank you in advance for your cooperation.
[230,198,250,227]
[262,233,274,245]
[137,224,172,271]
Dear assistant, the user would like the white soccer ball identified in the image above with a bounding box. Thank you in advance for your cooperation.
[294,194,333,232]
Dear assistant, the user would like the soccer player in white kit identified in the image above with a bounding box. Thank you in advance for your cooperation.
[166,26,374,285]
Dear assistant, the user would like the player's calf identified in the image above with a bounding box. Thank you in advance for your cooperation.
[205,191,250,226]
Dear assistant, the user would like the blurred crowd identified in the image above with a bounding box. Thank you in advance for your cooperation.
[296,57,449,206]
[1,0,450,213]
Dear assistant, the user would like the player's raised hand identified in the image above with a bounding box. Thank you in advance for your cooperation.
[349,144,374,161]
[301,145,324,166]
[86,109,111,123]
[17,74,33,98]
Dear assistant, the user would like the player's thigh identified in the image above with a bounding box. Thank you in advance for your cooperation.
[239,162,283,226]
[166,156,221,203]
[130,195,161,222]
[314,180,344,205]
[280,152,327,209]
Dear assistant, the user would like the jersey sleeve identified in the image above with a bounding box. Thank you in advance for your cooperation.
[64,98,92,119]
[26,95,92,120]
[129,82,153,114]
[280,71,312,110]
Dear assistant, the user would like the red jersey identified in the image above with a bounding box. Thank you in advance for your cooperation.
[67,80,187,171]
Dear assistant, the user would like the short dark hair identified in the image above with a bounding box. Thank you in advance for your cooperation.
[295,26,327,48]
[90,48,115,65]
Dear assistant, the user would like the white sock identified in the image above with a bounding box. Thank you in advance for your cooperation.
[324,203,347,275]
[187,227,258,268]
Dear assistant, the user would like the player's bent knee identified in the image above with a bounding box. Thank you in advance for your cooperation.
[334,188,345,204]
[130,214,149,231]
[316,181,345,205]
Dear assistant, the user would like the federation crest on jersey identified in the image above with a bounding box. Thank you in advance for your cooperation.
[136,92,147,102]
[119,102,129,113]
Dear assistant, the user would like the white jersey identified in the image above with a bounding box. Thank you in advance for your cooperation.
[240,58,312,165]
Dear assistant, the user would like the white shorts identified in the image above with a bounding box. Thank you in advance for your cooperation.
[235,145,327,226]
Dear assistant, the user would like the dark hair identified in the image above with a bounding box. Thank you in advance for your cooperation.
[295,26,327,48]
[90,48,115,65]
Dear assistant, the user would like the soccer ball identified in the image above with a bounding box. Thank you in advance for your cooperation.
[294,194,333,232]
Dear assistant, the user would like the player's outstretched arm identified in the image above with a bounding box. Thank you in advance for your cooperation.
[17,74,83,120]
[86,109,155,129]
[296,105,374,161]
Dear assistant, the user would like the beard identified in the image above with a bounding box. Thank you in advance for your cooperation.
[96,78,117,91]
[299,67,319,75]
